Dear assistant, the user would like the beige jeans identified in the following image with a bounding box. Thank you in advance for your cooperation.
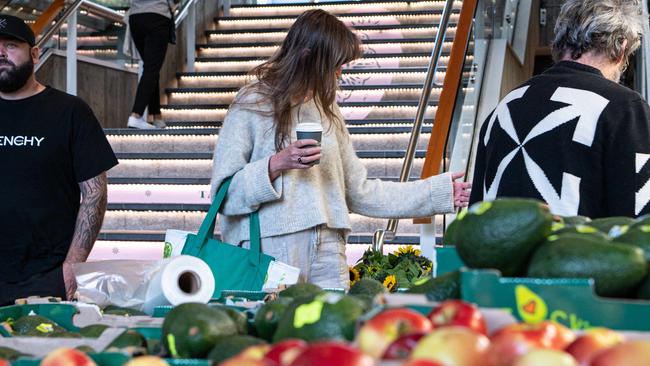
[241,225,350,290]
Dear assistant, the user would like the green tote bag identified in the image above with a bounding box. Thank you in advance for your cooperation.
[181,177,275,298]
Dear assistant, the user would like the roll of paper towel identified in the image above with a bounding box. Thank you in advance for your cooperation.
[142,255,215,315]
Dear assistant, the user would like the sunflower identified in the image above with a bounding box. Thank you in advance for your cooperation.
[396,245,421,257]
[423,261,433,274]
[349,266,361,285]
[383,275,397,292]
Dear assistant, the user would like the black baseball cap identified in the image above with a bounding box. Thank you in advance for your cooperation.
[0,15,36,47]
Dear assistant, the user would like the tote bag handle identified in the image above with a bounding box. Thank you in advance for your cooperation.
[194,177,263,265]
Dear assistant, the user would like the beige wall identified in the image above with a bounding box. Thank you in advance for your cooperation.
[36,54,138,129]
[500,0,540,98]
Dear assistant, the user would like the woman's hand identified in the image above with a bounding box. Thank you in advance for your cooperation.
[451,172,471,209]
[269,139,322,181]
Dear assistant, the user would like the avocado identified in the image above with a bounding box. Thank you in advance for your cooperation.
[279,283,324,300]
[207,335,266,364]
[560,215,592,226]
[103,305,147,316]
[79,324,109,338]
[552,225,609,240]
[162,302,238,358]
[109,329,147,349]
[588,217,635,236]
[12,314,66,336]
[273,294,365,343]
[613,225,650,263]
[253,297,293,342]
[348,278,386,310]
[443,217,461,245]
[405,270,461,301]
[528,234,647,297]
[213,305,249,335]
[46,330,82,338]
[636,275,650,300]
[0,346,24,360]
[455,199,553,276]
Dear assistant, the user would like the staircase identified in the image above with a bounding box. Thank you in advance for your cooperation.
[97,0,470,264]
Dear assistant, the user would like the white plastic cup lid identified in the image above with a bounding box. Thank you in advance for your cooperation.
[296,122,323,132]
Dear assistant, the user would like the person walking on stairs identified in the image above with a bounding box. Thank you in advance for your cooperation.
[210,10,471,290]
[0,15,118,304]
[126,0,178,129]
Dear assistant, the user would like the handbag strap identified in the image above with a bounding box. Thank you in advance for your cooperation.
[196,177,264,265]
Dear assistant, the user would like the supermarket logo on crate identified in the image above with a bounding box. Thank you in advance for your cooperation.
[515,285,591,329]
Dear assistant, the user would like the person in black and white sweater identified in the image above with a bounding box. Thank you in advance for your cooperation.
[470,0,650,218]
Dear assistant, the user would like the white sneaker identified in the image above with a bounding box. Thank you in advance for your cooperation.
[152,119,167,128]
[127,115,158,129]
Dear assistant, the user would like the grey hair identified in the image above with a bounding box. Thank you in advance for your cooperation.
[552,0,645,63]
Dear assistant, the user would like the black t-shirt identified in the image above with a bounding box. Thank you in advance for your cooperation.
[470,61,650,218]
[0,87,118,283]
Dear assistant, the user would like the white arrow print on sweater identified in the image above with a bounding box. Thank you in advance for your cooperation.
[483,86,609,216]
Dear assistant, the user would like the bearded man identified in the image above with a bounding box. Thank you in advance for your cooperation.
[0,15,118,304]
[470,0,650,218]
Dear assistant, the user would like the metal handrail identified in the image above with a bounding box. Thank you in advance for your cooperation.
[371,0,456,253]
[175,0,198,27]
[81,0,125,23]
[36,0,84,49]
[35,0,125,50]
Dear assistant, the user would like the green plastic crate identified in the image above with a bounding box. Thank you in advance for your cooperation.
[0,304,79,336]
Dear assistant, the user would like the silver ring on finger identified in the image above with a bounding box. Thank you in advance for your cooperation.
[298,157,303,164]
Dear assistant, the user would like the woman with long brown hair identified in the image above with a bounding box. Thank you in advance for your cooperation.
[210,9,470,289]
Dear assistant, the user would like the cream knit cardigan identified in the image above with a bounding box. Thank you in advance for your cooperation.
[210,86,455,245]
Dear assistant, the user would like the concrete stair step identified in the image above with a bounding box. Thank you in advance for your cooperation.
[193,52,461,72]
[106,132,431,153]
[90,236,421,265]
[197,40,452,58]
[176,68,451,88]
[160,104,437,122]
[214,11,459,31]
[205,31,455,44]
[108,155,425,179]
[53,35,119,47]
[229,0,457,17]
[101,209,421,235]
[166,87,442,105]
[128,118,435,129]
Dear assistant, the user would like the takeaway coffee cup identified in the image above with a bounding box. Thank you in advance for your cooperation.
[296,122,323,165]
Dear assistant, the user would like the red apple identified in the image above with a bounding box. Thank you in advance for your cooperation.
[357,308,433,359]
[491,321,575,350]
[40,348,97,366]
[263,339,308,366]
[402,360,445,366]
[409,326,490,366]
[513,349,577,366]
[427,300,488,335]
[487,331,540,366]
[565,328,624,366]
[288,341,375,366]
[589,340,650,366]
[382,332,426,360]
